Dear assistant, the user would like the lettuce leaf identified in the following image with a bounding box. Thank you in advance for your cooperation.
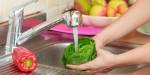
[63,37,96,66]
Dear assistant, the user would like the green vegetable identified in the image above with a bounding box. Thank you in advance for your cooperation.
[63,37,96,66]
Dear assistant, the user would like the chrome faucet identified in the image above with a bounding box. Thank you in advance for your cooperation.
[5,0,63,55]
[5,0,81,55]
[63,10,81,28]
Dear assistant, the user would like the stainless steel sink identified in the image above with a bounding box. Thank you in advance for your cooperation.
[34,41,139,74]
[35,43,69,68]
[35,42,125,67]
[0,31,93,75]
[0,30,141,75]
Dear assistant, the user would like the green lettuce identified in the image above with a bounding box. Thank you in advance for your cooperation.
[63,37,96,66]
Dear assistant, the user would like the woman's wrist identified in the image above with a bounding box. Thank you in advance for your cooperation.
[93,35,105,49]
[94,33,108,47]
[107,54,121,67]
[113,53,135,67]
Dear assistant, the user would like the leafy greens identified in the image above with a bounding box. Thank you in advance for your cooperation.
[63,37,96,65]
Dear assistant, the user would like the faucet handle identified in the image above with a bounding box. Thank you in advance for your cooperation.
[71,11,82,27]
[63,10,82,27]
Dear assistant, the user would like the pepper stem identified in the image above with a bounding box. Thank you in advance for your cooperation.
[24,58,32,68]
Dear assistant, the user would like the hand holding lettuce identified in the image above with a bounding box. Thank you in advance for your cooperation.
[63,37,96,66]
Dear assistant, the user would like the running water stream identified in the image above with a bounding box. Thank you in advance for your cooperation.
[72,27,78,52]
[63,10,80,52]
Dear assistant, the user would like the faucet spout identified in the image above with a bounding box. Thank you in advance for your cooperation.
[5,0,38,55]
[5,8,24,54]
[17,17,63,45]
[5,0,76,55]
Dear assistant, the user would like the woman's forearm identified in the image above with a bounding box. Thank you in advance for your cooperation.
[96,0,150,45]
[115,43,150,65]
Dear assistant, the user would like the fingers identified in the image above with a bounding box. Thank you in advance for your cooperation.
[66,58,113,73]
[66,59,98,71]
[66,64,89,71]
[66,64,101,73]
[85,67,113,73]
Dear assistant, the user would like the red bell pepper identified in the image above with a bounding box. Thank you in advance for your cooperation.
[12,47,37,72]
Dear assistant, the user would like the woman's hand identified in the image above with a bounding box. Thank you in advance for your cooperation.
[66,49,117,73]
[92,35,105,53]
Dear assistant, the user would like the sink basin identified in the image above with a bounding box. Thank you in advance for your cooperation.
[35,43,125,67]
[35,42,139,74]
[35,43,69,68]
[20,31,141,74]
[0,31,141,75]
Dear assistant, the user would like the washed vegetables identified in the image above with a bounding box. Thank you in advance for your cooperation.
[12,47,37,72]
[63,37,96,66]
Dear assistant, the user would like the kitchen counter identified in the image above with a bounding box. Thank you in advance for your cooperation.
[119,30,150,45]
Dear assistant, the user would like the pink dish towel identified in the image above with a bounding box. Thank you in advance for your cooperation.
[23,18,44,28]
[22,18,103,35]
[50,23,103,35]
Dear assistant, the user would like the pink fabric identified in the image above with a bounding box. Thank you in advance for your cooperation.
[22,18,103,35]
[23,18,44,28]
[50,23,103,35]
